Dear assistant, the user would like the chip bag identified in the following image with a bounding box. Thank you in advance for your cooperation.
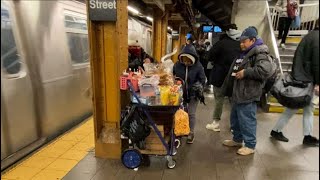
[174,109,190,136]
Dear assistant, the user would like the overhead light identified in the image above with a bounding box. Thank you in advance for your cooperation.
[146,16,153,22]
[167,27,172,30]
[127,6,139,14]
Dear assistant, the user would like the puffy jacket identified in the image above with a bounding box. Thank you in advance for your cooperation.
[208,35,240,87]
[291,29,319,85]
[223,42,274,104]
[275,0,299,17]
[173,45,206,101]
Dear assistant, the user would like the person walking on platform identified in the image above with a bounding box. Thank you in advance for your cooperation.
[222,26,274,155]
[173,44,206,144]
[275,0,299,49]
[270,22,319,146]
[205,28,241,132]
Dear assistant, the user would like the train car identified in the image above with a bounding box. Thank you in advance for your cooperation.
[1,0,172,170]
[1,0,92,170]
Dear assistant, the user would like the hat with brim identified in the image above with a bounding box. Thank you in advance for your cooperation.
[240,26,258,41]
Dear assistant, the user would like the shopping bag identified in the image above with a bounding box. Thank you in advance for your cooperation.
[174,109,190,136]
[291,16,301,28]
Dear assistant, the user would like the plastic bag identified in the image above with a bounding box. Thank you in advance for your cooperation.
[174,109,190,136]
[161,48,177,74]
[143,63,158,76]
[291,15,301,28]
[138,75,159,86]
[160,86,170,105]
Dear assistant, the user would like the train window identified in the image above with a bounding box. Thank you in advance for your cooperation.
[1,3,22,75]
[64,13,89,65]
[65,15,87,30]
[66,33,89,64]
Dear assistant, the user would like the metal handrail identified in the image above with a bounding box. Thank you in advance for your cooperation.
[269,3,319,33]
[266,1,283,75]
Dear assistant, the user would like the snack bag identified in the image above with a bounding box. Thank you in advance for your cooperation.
[174,109,190,136]
[160,86,170,105]
[169,85,180,105]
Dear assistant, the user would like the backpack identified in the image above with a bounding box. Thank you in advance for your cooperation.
[261,53,278,94]
[248,52,278,94]
[270,73,313,109]
[287,0,296,19]
[120,105,151,149]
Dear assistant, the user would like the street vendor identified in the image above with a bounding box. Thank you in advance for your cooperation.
[173,44,206,144]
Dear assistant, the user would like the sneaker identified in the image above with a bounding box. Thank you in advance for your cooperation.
[223,140,243,147]
[206,121,220,132]
[277,39,282,46]
[280,43,286,49]
[270,130,289,142]
[237,147,255,156]
[303,135,319,146]
[187,132,195,144]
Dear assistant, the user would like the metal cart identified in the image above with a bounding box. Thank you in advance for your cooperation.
[121,80,182,169]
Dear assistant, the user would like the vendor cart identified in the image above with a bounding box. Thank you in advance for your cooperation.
[120,80,183,169]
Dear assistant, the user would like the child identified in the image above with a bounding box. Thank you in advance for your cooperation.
[173,44,206,144]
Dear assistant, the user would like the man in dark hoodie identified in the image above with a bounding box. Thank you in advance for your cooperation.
[222,26,274,155]
[205,28,242,132]
[173,44,206,144]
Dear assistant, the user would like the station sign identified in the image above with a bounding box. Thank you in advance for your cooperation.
[89,0,117,21]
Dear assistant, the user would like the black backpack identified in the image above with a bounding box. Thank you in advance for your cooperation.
[120,105,151,149]
[259,53,279,94]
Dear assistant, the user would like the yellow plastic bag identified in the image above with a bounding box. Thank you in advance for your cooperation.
[174,109,190,136]
[169,92,180,105]
[160,86,170,105]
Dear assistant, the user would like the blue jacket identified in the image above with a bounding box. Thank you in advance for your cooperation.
[173,45,206,101]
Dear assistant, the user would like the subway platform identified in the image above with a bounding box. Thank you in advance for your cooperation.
[2,95,319,180]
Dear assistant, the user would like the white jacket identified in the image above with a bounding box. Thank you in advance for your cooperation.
[275,0,299,17]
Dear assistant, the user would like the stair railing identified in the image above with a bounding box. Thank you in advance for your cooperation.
[270,3,319,35]
[266,1,283,75]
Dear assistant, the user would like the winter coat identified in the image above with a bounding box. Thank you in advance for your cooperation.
[223,39,274,104]
[208,35,240,87]
[173,45,206,102]
[291,29,319,85]
[275,0,299,18]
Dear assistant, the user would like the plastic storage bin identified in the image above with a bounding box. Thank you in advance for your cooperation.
[139,84,156,97]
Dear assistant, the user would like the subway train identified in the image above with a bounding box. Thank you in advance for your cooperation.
[1,0,172,170]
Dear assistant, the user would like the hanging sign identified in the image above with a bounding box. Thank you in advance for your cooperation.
[89,0,117,21]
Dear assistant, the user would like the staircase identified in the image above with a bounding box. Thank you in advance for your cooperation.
[266,36,319,115]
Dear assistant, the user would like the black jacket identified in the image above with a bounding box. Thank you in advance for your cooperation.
[291,29,319,85]
[223,44,274,104]
[208,36,240,87]
[173,45,206,101]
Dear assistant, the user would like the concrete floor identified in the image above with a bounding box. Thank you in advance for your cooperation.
[63,94,319,180]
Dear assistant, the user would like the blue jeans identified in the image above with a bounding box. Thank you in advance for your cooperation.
[272,103,314,136]
[230,102,257,149]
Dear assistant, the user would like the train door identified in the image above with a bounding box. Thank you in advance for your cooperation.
[1,1,39,160]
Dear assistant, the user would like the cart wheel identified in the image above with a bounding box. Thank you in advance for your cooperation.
[121,149,142,169]
[167,159,176,169]
[174,139,181,149]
